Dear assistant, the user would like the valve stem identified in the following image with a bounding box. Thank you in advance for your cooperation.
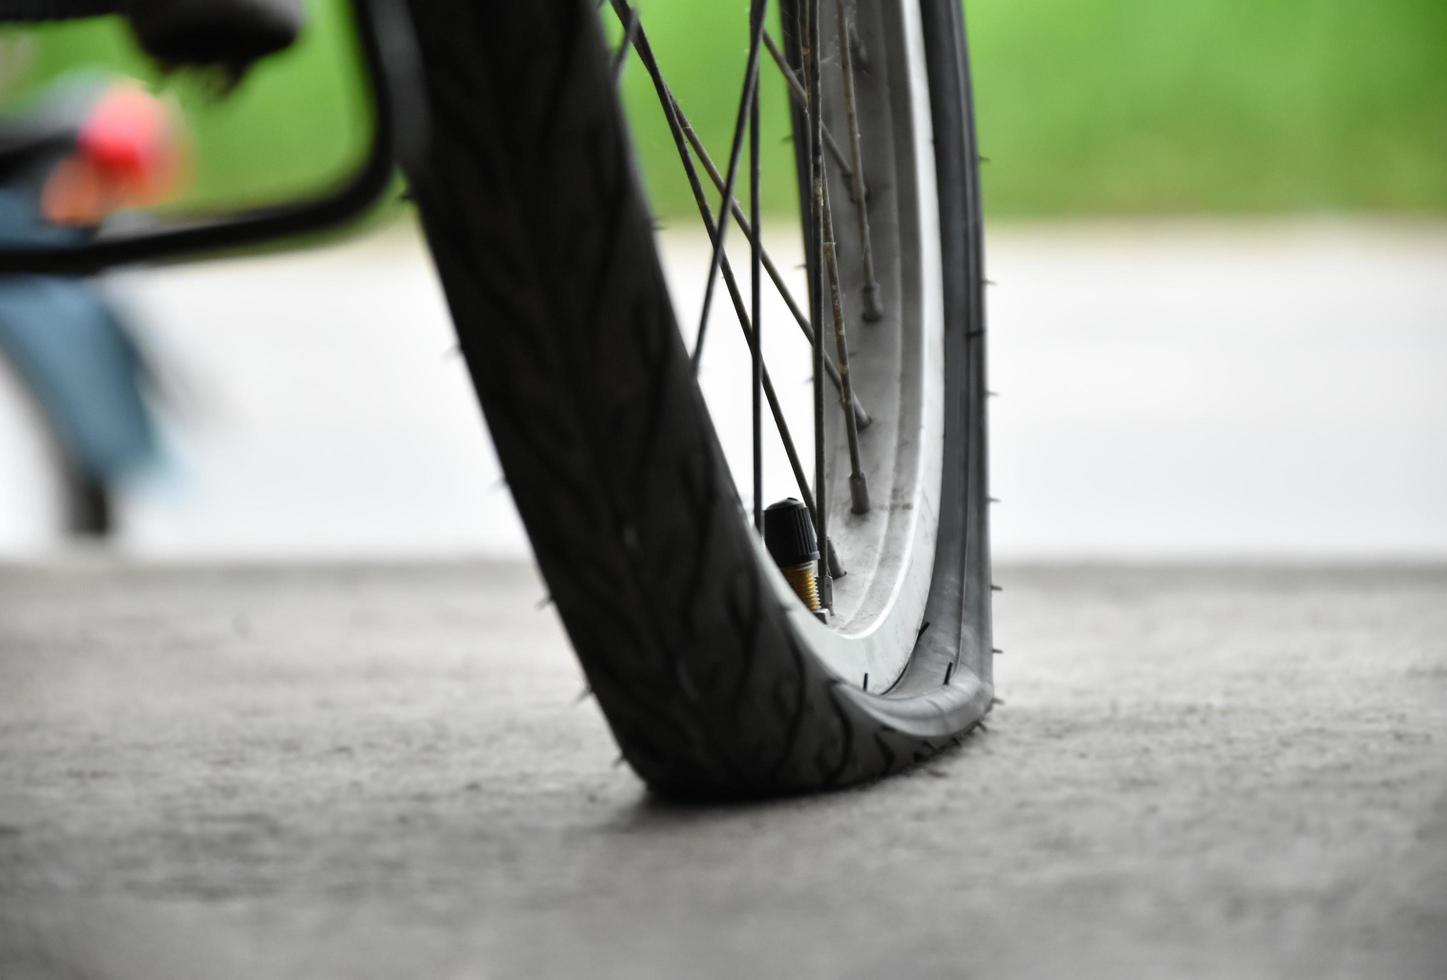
[765,498,825,618]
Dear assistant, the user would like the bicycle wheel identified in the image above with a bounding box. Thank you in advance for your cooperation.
[403,0,992,797]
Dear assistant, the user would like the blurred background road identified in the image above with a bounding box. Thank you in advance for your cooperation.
[2,217,1445,561]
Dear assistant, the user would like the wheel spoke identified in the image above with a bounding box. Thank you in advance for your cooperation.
[761,30,854,182]
[750,0,764,532]
[608,0,821,531]
[609,0,876,588]
[802,0,832,609]
[690,0,770,371]
[834,0,883,322]
[611,4,638,84]
[821,174,869,514]
[671,96,872,431]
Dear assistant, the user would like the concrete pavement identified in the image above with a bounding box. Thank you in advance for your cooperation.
[2,560,1445,978]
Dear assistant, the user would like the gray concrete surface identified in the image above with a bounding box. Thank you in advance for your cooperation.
[1,560,1445,978]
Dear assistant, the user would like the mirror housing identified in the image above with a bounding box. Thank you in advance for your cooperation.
[0,0,424,275]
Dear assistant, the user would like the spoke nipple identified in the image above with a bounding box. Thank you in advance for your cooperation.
[852,399,872,431]
[765,498,822,613]
[825,537,846,579]
[989,497,1001,505]
[992,647,1004,656]
[991,584,1004,593]
[819,569,834,613]
[861,283,884,323]
[849,473,870,515]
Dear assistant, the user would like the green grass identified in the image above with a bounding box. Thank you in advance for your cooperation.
[965,0,1447,216]
[6,0,1446,218]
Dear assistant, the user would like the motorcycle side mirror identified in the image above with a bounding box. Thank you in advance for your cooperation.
[0,0,424,276]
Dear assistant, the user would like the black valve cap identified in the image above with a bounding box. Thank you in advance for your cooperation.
[763,498,820,568]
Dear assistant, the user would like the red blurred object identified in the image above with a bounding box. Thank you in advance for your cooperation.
[42,83,189,227]
[78,85,171,181]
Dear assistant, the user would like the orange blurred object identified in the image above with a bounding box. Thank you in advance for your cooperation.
[42,83,190,227]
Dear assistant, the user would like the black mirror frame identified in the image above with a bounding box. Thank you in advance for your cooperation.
[0,0,423,276]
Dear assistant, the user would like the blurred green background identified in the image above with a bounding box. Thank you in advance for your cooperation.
[0,0,369,211]
[4,0,1445,218]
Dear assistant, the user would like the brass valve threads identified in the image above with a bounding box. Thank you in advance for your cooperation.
[781,562,822,612]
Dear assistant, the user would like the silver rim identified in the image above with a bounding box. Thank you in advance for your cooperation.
[769,0,942,688]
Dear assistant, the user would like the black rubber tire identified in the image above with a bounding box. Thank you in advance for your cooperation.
[404,0,992,798]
